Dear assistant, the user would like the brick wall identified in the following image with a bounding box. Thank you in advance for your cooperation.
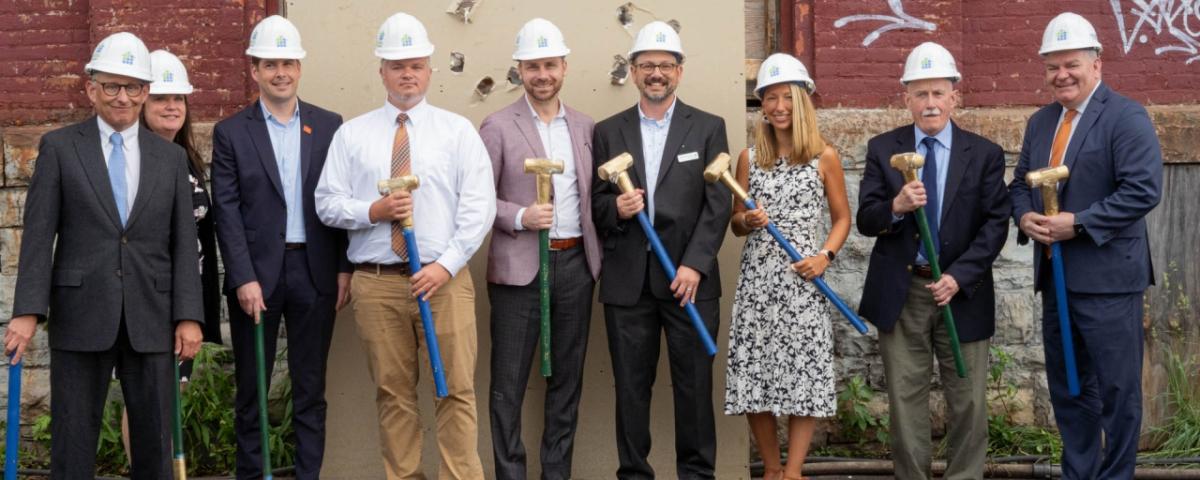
[788,0,1200,108]
[0,0,269,127]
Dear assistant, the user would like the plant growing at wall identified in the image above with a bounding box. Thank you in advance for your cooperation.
[1147,351,1200,457]
[987,346,1062,460]
[837,374,890,446]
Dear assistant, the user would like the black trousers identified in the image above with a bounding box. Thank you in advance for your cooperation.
[51,321,172,479]
[604,266,720,480]
[488,246,595,480]
[228,249,336,480]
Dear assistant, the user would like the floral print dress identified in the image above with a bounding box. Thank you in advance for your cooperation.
[724,149,835,417]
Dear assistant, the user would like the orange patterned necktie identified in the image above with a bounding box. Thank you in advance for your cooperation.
[1049,109,1078,168]
[391,112,410,261]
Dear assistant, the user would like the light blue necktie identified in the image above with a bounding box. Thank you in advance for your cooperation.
[108,132,128,226]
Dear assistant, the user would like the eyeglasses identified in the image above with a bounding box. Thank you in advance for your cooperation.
[92,80,147,97]
[634,62,679,74]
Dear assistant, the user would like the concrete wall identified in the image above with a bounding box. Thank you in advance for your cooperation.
[285,1,749,478]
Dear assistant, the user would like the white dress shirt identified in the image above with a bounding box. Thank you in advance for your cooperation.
[513,97,582,239]
[98,116,141,205]
[315,98,496,276]
[638,98,677,222]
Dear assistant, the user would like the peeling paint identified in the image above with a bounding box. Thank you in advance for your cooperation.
[474,76,495,99]
[617,3,635,28]
[506,66,522,88]
[449,51,465,74]
[609,54,630,85]
[445,0,481,24]
[667,19,682,33]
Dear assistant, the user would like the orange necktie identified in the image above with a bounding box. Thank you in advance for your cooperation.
[1044,109,1076,258]
[391,113,411,261]
[1049,109,1078,168]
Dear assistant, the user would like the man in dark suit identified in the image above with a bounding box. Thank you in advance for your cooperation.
[856,42,1009,479]
[5,32,203,479]
[211,15,349,479]
[480,18,600,480]
[1009,13,1162,479]
[591,21,730,479]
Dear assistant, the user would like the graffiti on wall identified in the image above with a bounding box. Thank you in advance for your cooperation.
[833,0,936,47]
[1110,0,1200,64]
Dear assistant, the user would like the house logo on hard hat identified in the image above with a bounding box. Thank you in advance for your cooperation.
[537,36,548,48]
[121,52,135,65]
[95,43,106,56]
[377,31,385,47]
[275,35,287,48]
[163,70,174,83]
[1056,29,1068,41]
[769,65,780,77]
[921,57,932,69]
[401,34,413,47]
[656,32,667,43]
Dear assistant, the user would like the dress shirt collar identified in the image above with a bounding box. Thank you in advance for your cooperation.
[914,120,953,150]
[524,95,567,123]
[384,97,431,127]
[260,99,300,126]
[97,116,139,146]
[637,97,677,125]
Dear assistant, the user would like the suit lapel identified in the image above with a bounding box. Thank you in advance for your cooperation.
[940,122,973,224]
[247,101,286,200]
[655,101,694,188]
[618,108,646,189]
[124,127,164,230]
[512,99,548,159]
[892,127,917,192]
[1062,83,1107,175]
[73,118,123,229]
[299,101,313,188]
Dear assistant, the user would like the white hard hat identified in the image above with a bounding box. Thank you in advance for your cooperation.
[84,32,154,82]
[1039,12,1103,55]
[375,12,435,60]
[513,18,570,61]
[245,15,307,60]
[628,21,684,60]
[900,42,962,85]
[148,50,194,95]
[755,53,815,97]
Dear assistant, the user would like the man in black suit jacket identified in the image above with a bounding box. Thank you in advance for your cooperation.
[856,43,1009,479]
[591,21,731,479]
[5,32,203,479]
[210,15,349,480]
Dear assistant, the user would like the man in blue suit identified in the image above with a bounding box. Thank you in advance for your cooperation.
[1009,12,1162,479]
[211,15,349,479]
[857,42,1010,479]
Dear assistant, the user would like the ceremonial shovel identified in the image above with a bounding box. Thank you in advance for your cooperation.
[172,357,187,479]
[254,311,273,479]
[5,356,20,480]
[1027,165,1081,397]
[524,158,564,377]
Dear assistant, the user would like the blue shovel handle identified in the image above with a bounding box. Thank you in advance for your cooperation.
[5,356,21,480]
[745,199,869,334]
[635,212,719,356]
[1050,242,1081,397]
[403,228,450,398]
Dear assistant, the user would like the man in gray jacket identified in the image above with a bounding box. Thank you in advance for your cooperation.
[4,32,203,479]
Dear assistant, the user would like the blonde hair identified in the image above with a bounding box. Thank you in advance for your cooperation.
[754,83,825,169]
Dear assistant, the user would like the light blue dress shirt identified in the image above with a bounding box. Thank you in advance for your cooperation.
[913,122,952,264]
[638,99,677,223]
[261,101,305,242]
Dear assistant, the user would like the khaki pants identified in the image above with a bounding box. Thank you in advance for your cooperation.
[350,269,483,480]
[879,275,990,480]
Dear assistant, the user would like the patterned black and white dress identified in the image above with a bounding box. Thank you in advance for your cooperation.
[724,149,835,417]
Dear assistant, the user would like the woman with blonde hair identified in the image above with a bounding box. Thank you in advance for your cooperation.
[724,53,851,480]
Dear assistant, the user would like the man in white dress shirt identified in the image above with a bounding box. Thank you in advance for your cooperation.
[314,12,495,479]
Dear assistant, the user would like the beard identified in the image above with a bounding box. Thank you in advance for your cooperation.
[524,79,562,102]
[640,78,676,103]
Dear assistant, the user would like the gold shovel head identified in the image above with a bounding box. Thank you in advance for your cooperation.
[703,153,732,183]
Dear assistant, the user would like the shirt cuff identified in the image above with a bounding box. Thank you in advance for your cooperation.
[892,212,905,223]
[436,250,469,277]
[355,199,377,227]
[514,207,527,231]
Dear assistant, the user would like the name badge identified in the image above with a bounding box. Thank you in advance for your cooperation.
[677,151,700,162]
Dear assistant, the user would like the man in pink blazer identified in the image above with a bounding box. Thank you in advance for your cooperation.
[479,18,600,480]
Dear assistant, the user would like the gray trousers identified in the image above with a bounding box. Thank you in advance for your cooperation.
[488,246,594,480]
[879,276,990,480]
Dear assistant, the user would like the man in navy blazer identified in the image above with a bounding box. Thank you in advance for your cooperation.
[857,43,1009,479]
[211,15,349,480]
[1009,13,1162,479]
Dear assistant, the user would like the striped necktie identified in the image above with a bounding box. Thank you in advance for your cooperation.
[391,113,411,261]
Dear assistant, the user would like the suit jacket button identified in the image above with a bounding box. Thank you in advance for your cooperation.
[913,233,920,240]
[906,265,913,273]
[121,236,128,245]
[116,269,123,277]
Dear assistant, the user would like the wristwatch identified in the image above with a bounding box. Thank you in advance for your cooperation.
[820,249,836,262]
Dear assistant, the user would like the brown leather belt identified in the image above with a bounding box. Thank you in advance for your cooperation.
[355,262,413,276]
[285,242,306,250]
[549,237,582,251]
[912,264,934,279]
